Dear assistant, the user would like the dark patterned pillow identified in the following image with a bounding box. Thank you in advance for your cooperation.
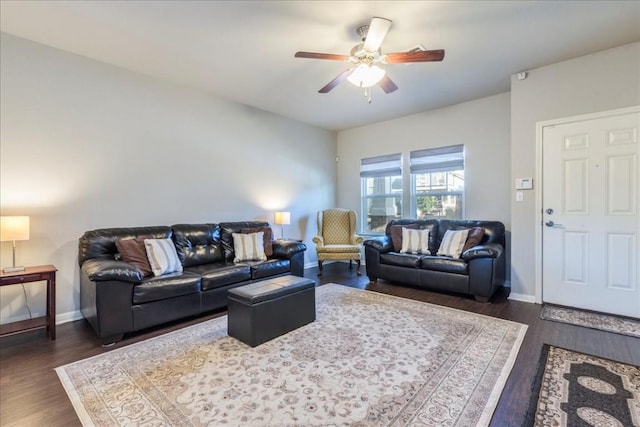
[389,224,420,252]
[115,236,153,276]
[462,227,485,253]
[241,227,273,257]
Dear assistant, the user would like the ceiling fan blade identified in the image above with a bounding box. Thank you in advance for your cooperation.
[363,17,392,52]
[319,69,354,93]
[378,75,398,94]
[295,52,349,61]
[384,49,445,63]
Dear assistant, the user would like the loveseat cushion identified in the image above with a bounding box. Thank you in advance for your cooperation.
[185,263,251,291]
[380,252,421,268]
[133,271,201,304]
[172,224,224,267]
[420,256,468,275]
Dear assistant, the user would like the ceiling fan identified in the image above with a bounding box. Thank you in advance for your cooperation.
[295,17,445,98]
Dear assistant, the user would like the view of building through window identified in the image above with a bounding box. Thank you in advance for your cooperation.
[360,146,464,233]
[363,175,402,232]
[413,170,464,219]
[360,153,402,233]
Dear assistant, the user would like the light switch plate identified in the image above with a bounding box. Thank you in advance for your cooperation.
[516,191,524,202]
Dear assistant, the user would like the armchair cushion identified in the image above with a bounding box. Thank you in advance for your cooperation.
[316,244,361,254]
[321,209,354,245]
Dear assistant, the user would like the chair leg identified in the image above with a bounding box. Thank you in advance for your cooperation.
[356,259,361,275]
[349,259,352,269]
[317,260,323,277]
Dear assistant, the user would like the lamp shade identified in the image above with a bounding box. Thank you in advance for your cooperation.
[347,64,386,88]
[0,216,30,242]
[274,211,291,226]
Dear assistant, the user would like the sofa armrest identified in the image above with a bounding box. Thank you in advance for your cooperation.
[461,243,503,261]
[81,259,143,283]
[272,240,307,259]
[363,236,393,253]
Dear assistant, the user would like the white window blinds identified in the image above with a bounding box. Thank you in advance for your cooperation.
[410,144,464,174]
[360,153,402,178]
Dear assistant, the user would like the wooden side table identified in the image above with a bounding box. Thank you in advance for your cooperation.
[0,265,57,340]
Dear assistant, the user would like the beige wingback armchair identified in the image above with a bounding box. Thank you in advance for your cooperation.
[313,208,364,276]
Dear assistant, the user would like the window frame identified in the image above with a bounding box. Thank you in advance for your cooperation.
[360,153,402,234]
[409,145,465,220]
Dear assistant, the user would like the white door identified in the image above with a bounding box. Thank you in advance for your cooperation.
[542,110,640,318]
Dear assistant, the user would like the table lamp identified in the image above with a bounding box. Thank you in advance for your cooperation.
[1,216,30,273]
[274,211,290,240]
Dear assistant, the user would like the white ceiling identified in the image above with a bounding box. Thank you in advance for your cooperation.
[1,1,639,131]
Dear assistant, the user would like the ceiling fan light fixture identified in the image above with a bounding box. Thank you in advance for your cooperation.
[347,64,386,88]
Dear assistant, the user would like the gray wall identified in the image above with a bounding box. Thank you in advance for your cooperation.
[0,33,337,324]
[510,41,640,299]
[336,92,512,275]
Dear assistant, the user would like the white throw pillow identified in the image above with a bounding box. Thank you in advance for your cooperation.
[144,238,183,277]
[400,228,430,254]
[437,229,470,258]
[233,232,267,262]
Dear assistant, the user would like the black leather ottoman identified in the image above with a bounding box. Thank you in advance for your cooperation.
[227,275,316,347]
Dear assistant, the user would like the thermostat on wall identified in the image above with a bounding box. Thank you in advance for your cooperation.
[515,178,533,190]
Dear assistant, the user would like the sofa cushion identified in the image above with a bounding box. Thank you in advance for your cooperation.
[241,227,274,257]
[420,256,468,275]
[185,263,252,291]
[390,224,419,252]
[144,238,183,276]
[462,227,485,252]
[220,221,272,262]
[115,236,153,277]
[172,223,224,267]
[437,229,469,258]
[233,232,267,262]
[133,271,201,304]
[401,228,430,254]
[380,252,422,268]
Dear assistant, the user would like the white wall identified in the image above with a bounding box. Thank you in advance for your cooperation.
[510,41,640,299]
[336,92,512,271]
[0,33,337,324]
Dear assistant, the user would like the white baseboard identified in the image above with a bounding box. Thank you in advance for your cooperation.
[56,310,83,325]
[508,293,537,304]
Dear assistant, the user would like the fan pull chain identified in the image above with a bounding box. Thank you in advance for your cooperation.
[363,88,372,104]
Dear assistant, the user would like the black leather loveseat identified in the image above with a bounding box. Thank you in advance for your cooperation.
[79,221,306,344]
[363,219,505,302]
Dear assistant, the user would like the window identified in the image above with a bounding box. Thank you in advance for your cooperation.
[410,145,464,220]
[360,153,402,233]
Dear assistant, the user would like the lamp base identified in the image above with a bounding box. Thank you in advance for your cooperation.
[3,266,25,273]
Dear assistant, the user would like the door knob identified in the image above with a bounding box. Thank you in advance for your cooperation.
[545,221,564,228]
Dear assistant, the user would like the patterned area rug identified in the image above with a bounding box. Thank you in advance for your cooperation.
[540,304,640,338]
[526,345,640,426]
[56,284,527,426]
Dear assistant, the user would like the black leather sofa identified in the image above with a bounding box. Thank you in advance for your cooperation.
[79,221,306,344]
[363,219,505,302]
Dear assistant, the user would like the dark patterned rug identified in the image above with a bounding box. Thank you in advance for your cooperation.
[526,344,640,426]
[540,304,640,338]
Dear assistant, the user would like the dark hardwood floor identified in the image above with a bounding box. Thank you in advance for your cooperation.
[1,263,638,426]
